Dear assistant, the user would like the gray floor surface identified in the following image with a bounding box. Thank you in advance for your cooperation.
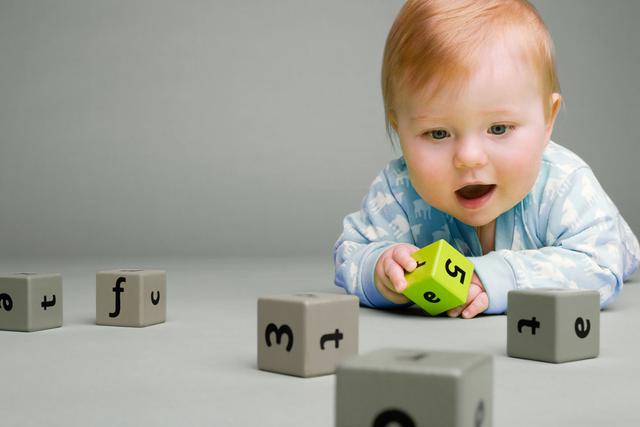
[0,257,638,426]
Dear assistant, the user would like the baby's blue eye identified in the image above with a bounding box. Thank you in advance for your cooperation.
[429,129,449,140]
[489,124,508,135]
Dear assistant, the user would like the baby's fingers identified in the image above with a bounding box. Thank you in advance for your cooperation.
[461,292,489,319]
[384,257,408,293]
[391,245,419,273]
[447,283,482,318]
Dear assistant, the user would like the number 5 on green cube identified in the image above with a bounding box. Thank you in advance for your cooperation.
[402,239,474,316]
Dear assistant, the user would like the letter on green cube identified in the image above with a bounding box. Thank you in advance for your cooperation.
[402,239,474,315]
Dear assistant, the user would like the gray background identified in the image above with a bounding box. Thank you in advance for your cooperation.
[1,0,638,258]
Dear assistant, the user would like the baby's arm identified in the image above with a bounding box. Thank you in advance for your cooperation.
[334,166,417,308]
[472,166,640,314]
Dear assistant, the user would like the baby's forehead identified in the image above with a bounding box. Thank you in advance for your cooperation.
[398,53,543,117]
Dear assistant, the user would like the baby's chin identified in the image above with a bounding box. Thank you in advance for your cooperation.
[441,203,502,228]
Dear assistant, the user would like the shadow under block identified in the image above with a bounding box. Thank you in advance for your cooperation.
[336,349,493,427]
[403,239,474,316]
[257,293,359,378]
[96,269,166,327]
[507,288,600,363]
[0,273,63,332]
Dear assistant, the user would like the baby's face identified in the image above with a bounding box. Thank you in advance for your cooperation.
[394,48,559,227]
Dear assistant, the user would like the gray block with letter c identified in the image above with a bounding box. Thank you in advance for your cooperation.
[96,269,166,327]
[257,292,358,377]
[336,348,493,427]
[507,288,600,363]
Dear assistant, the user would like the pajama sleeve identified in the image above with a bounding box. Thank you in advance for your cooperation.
[333,165,416,308]
[471,166,640,314]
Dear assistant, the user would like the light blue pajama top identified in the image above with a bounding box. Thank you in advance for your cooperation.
[333,142,640,313]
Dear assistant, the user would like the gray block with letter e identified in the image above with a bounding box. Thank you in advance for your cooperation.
[0,273,63,332]
[257,292,358,377]
[96,269,166,327]
[507,288,600,363]
[336,349,492,427]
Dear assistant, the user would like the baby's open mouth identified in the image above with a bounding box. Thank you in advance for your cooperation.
[455,184,496,200]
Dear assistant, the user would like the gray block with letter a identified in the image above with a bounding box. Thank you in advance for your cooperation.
[0,273,63,332]
[507,288,600,363]
[336,349,493,427]
[96,269,166,327]
[257,293,358,377]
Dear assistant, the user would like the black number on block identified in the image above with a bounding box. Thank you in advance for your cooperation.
[265,323,294,352]
[373,409,416,427]
[445,258,466,284]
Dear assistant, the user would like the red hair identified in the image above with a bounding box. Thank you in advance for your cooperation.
[382,0,560,138]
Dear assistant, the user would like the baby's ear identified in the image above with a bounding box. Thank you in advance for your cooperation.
[545,93,562,141]
[387,110,399,132]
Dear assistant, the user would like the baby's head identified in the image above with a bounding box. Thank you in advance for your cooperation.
[381,0,562,227]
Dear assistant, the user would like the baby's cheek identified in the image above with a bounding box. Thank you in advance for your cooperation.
[407,159,450,192]
[498,152,541,192]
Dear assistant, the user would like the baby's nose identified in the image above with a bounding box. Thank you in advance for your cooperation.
[453,137,489,169]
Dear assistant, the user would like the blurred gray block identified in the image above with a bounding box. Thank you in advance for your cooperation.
[0,273,63,332]
[96,269,166,327]
[336,349,493,427]
[507,288,600,363]
[257,292,358,377]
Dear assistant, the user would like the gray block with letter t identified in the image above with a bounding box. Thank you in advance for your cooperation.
[257,292,358,377]
[507,288,600,363]
[96,269,166,327]
[0,273,63,332]
[336,348,493,427]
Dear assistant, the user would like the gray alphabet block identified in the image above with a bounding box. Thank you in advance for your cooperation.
[96,269,166,327]
[257,293,358,377]
[0,273,63,332]
[507,288,600,363]
[336,349,493,427]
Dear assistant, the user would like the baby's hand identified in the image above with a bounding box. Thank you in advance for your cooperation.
[374,244,420,304]
[447,272,488,319]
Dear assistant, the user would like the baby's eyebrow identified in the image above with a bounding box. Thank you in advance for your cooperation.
[411,108,519,122]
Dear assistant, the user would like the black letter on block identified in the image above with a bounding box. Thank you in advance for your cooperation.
[423,291,441,303]
[517,317,540,335]
[445,258,467,284]
[41,295,56,310]
[574,317,591,338]
[151,291,160,305]
[109,277,126,318]
[373,409,416,427]
[265,323,294,352]
[0,293,13,311]
[320,329,344,350]
[475,400,485,427]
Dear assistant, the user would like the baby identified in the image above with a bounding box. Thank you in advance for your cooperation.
[333,0,640,318]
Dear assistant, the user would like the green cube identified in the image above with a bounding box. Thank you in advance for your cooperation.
[402,239,474,316]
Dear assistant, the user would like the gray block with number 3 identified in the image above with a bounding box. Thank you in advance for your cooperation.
[336,349,493,427]
[0,273,63,332]
[507,288,600,363]
[96,269,166,327]
[257,293,358,377]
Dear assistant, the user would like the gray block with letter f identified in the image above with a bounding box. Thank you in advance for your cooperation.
[0,273,63,332]
[96,269,166,327]
[507,288,600,363]
[336,349,493,427]
[257,293,358,377]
